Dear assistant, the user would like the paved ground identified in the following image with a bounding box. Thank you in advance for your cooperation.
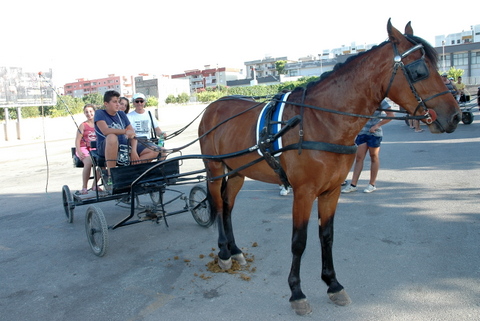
[0,104,479,320]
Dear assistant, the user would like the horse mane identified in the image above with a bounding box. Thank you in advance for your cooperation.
[292,34,437,94]
[405,34,439,66]
[291,41,389,94]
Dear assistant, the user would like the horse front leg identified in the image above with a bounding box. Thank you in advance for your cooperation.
[318,190,351,306]
[288,193,315,315]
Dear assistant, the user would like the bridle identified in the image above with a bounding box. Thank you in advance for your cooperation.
[384,38,452,125]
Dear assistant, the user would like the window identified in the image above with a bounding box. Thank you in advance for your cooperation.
[472,51,480,64]
[453,52,468,66]
[439,54,452,68]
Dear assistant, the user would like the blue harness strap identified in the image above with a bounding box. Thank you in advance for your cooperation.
[256,92,291,156]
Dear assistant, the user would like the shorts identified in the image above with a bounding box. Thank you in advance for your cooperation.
[355,134,382,148]
[76,146,90,158]
[96,139,107,157]
[96,136,128,157]
[136,143,147,155]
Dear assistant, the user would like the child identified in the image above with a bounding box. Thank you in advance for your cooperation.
[75,104,99,194]
[94,90,137,188]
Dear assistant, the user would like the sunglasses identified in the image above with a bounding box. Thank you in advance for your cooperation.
[134,100,144,103]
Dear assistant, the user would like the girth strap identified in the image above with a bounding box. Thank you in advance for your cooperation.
[279,141,358,155]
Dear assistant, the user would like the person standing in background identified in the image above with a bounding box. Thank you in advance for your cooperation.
[342,99,395,194]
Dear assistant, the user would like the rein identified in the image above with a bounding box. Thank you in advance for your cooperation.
[126,39,454,184]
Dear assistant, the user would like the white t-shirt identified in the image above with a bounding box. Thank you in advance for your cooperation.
[127,110,159,138]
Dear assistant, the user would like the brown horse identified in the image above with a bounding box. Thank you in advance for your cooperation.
[198,20,460,315]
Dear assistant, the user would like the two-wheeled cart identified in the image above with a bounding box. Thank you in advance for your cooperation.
[62,149,213,257]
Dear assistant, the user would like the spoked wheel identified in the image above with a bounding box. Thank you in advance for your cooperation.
[62,185,75,223]
[462,112,474,125]
[189,184,214,227]
[85,205,108,257]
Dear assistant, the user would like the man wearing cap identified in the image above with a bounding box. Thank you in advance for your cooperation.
[127,93,166,162]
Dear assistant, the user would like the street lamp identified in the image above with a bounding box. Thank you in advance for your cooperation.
[442,40,445,72]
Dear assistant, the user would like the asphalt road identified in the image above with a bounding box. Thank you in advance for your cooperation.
[0,104,479,320]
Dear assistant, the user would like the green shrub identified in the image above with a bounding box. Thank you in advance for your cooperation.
[177,93,190,104]
[22,106,41,118]
[146,96,158,107]
[165,94,176,104]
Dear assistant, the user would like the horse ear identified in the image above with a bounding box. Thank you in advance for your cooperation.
[405,21,413,35]
[387,18,403,44]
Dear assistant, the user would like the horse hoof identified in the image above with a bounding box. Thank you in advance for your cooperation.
[290,298,312,315]
[328,289,351,306]
[232,253,247,265]
[218,257,232,270]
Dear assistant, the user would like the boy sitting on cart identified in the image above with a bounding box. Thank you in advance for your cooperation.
[94,90,138,188]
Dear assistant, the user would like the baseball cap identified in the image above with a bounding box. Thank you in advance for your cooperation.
[132,93,146,100]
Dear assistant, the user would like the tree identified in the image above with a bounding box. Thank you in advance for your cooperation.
[83,93,103,106]
[46,95,84,117]
[275,60,287,75]
[447,67,464,80]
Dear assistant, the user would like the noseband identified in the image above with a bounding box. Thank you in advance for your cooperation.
[384,39,451,125]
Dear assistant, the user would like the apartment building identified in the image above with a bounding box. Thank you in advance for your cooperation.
[134,74,190,103]
[64,74,134,99]
[283,27,480,84]
[171,66,243,93]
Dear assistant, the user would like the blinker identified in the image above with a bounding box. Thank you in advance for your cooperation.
[404,59,429,83]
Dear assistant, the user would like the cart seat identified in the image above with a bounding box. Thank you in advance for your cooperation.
[71,147,84,168]
[109,159,180,194]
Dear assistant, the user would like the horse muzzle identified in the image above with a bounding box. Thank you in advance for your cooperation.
[427,109,460,133]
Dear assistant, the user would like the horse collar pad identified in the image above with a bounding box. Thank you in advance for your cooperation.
[256,92,291,156]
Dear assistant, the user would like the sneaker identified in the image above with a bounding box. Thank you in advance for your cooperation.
[341,185,357,193]
[363,184,376,193]
[102,170,113,194]
[279,186,290,196]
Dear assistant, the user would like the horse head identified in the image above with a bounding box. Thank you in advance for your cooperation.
[385,19,461,133]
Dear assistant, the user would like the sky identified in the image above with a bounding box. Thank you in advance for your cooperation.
[1,0,478,87]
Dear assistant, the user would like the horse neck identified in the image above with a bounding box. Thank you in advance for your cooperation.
[299,46,392,144]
